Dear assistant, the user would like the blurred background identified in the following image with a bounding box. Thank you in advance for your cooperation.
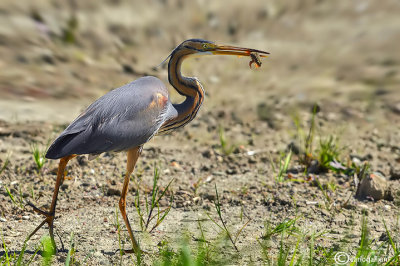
[0,0,399,126]
[1,2,400,262]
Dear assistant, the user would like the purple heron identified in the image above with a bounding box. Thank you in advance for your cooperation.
[27,39,269,254]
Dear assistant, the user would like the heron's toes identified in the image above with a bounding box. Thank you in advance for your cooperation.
[27,202,53,217]
[26,202,56,245]
[120,248,147,255]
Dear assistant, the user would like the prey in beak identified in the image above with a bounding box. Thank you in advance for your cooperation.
[208,44,269,68]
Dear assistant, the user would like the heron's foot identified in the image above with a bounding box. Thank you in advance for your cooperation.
[119,248,148,255]
[26,202,57,250]
[27,202,53,217]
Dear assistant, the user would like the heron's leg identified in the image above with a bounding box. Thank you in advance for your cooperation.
[119,146,141,254]
[27,154,76,249]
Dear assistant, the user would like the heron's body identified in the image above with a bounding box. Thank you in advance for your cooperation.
[46,76,177,159]
[27,39,269,254]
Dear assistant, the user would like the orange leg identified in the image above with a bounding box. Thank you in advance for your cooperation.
[119,146,142,254]
[27,154,76,250]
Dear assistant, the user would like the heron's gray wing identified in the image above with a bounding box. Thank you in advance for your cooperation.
[46,76,175,159]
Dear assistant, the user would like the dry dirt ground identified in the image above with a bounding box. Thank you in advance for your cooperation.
[1,0,400,265]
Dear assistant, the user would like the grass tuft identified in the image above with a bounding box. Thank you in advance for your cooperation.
[0,152,10,175]
[30,143,47,172]
[206,185,251,253]
[292,104,345,173]
[317,136,341,171]
[271,150,293,182]
[134,164,174,233]
[218,127,235,156]
[65,232,76,266]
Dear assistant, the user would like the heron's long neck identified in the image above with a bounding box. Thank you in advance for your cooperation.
[160,50,204,133]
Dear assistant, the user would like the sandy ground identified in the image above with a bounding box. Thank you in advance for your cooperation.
[1,0,400,265]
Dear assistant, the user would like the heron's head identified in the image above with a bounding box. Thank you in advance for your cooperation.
[172,39,269,59]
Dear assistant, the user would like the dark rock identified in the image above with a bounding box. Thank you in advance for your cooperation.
[201,165,209,171]
[390,166,400,180]
[248,157,257,164]
[226,168,238,175]
[77,156,88,166]
[107,187,121,196]
[390,102,400,115]
[287,141,301,155]
[41,53,55,65]
[122,64,136,74]
[307,160,320,174]
[379,232,389,242]
[216,110,226,118]
[202,202,211,211]
[256,103,275,128]
[202,150,213,158]
[201,193,215,201]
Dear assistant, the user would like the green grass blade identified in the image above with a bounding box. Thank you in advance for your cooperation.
[65,232,75,266]
[384,250,400,266]
[308,232,315,266]
[289,236,301,266]
[0,153,10,175]
[382,216,397,253]
[16,240,28,266]
[5,186,17,206]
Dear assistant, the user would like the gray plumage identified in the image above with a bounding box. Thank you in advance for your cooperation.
[46,76,177,159]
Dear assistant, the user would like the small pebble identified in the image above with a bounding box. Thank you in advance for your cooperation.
[171,161,182,169]
[193,197,201,204]
[391,102,400,114]
[163,169,171,174]
[0,217,7,222]
[202,203,211,211]
[356,172,387,200]
[390,166,400,180]
[307,160,320,174]
[226,168,237,175]
[202,150,213,158]
[352,157,362,166]
[205,175,214,183]
[22,215,30,220]
[202,193,215,201]
[212,171,225,176]
[358,204,369,210]
[247,150,256,156]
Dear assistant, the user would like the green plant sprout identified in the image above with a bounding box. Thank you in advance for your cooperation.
[134,164,174,233]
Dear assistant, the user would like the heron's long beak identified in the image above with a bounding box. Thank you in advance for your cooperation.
[211,44,269,57]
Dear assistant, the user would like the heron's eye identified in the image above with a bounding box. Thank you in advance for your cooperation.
[202,43,209,49]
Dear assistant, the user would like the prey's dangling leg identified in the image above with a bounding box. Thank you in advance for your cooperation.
[119,146,142,254]
[27,154,76,250]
